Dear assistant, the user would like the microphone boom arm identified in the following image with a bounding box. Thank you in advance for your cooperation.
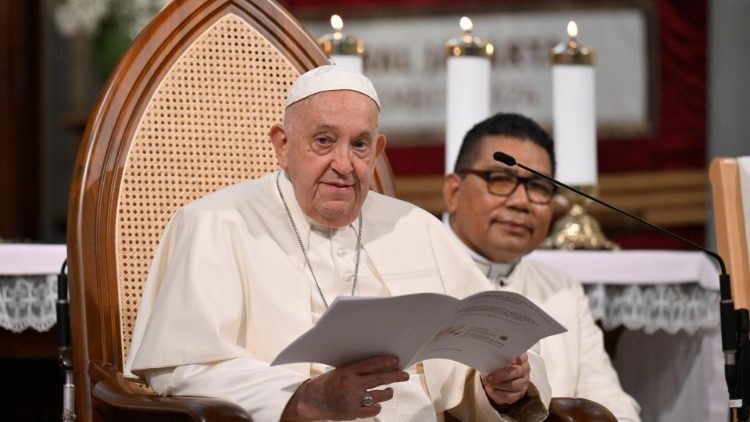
[493,151,726,273]
[493,150,745,419]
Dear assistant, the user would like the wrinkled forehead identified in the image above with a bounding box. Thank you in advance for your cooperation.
[285,90,380,127]
[284,90,380,143]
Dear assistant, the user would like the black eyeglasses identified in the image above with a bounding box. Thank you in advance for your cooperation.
[456,169,557,204]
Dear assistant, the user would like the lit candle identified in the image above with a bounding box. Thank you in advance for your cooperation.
[444,17,494,174]
[317,14,364,74]
[551,21,597,186]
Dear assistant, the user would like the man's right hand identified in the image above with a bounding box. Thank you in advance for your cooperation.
[281,355,409,421]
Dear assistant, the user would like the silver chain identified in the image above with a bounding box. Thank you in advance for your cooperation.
[276,171,362,308]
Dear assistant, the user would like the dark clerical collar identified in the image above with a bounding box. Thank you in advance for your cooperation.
[447,222,520,288]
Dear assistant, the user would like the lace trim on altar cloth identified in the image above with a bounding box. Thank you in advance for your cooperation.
[585,283,720,335]
[0,275,57,333]
[0,275,720,336]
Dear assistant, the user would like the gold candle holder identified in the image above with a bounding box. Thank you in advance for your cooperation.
[550,21,595,65]
[445,16,494,58]
[541,186,619,250]
[317,14,364,57]
[542,21,618,250]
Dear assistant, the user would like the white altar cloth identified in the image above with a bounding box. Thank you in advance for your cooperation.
[0,244,66,333]
[530,249,727,422]
[0,244,67,275]
[530,249,719,289]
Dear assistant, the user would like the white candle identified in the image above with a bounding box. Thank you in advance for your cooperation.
[318,15,364,74]
[445,17,494,174]
[330,55,362,74]
[551,21,597,186]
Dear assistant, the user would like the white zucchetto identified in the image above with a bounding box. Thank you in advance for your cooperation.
[285,65,380,109]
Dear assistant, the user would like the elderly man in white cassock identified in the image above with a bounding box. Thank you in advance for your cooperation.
[125,65,552,421]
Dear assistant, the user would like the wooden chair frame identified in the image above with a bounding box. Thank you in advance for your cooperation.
[710,157,750,309]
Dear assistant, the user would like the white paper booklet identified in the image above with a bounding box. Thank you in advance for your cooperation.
[272,290,566,373]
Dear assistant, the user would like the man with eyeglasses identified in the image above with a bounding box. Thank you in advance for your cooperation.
[443,113,640,421]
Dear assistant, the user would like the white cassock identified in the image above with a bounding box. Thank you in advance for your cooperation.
[124,171,552,421]
[448,228,641,422]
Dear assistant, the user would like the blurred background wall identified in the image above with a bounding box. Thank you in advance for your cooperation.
[1,0,748,249]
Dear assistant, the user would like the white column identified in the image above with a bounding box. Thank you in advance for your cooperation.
[330,55,363,74]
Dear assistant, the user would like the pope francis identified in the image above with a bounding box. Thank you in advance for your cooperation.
[124,65,552,421]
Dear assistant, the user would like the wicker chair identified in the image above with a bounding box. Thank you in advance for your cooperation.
[67,0,393,420]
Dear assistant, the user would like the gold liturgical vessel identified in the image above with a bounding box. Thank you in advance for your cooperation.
[317,14,364,57]
[542,187,619,250]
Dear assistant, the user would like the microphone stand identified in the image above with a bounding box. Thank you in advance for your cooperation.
[493,151,749,421]
[57,260,75,422]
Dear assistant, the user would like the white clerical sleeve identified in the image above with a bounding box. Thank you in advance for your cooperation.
[127,208,251,370]
[125,207,309,420]
[145,358,306,421]
[446,347,550,422]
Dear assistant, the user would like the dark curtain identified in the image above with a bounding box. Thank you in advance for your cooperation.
[0,0,42,239]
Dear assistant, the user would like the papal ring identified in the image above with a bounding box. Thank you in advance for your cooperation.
[361,392,375,407]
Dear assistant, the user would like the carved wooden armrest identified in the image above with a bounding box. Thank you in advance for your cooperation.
[89,360,253,421]
[546,397,617,422]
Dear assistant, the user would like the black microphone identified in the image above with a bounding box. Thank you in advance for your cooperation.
[494,150,744,417]
[56,258,75,420]
[57,259,71,351]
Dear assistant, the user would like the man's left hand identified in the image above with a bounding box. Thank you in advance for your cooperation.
[480,352,530,406]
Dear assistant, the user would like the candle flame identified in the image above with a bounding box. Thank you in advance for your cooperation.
[331,14,344,32]
[567,21,578,38]
[460,16,473,33]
